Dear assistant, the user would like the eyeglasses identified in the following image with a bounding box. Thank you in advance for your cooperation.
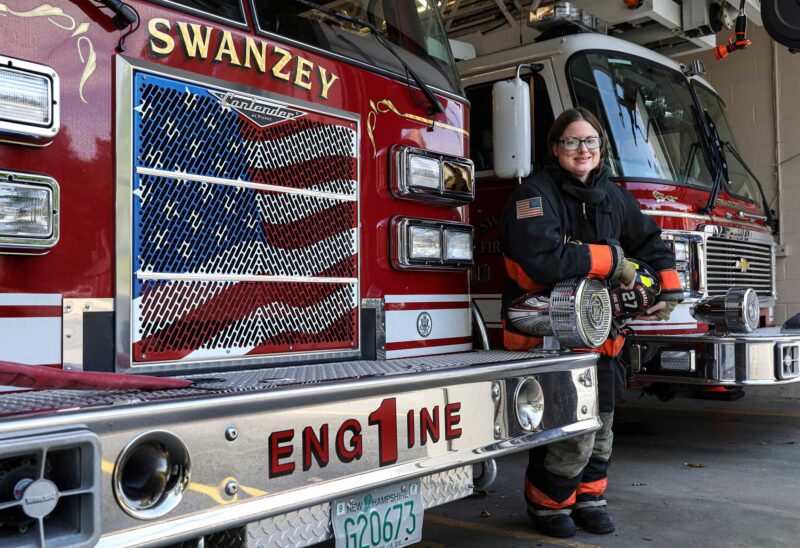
[559,137,602,151]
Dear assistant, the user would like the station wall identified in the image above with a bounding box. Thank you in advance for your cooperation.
[678,25,800,325]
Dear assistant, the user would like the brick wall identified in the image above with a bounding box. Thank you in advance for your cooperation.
[679,25,800,325]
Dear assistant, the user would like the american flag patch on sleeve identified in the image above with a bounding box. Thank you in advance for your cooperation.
[516,196,543,219]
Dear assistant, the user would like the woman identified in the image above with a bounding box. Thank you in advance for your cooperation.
[500,108,683,538]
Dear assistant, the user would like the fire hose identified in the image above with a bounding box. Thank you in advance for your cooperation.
[0,361,192,391]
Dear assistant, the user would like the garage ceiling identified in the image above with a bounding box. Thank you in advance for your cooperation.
[439,1,763,57]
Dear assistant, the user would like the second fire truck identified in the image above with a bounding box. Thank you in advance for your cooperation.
[460,15,800,396]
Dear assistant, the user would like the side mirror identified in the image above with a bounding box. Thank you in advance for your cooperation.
[492,77,531,179]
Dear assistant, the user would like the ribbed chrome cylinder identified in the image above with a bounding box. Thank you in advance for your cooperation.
[690,287,759,333]
[507,277,612,348]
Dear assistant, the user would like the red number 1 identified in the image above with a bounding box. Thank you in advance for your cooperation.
[369,398,398,466]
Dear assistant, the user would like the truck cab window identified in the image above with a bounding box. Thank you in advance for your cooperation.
[466,72,554,173]
[149,0,246,24]
[693,83,762,206]
[569,52,713,189]
[251,0,462,95]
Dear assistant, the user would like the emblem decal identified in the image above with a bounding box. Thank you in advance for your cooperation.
[589,292,606,328]
[735,258,751,272]
[366,98,469,158]
[716,198,746,211]
[0,4,96,103]
[652,191,678,203]
[208,90,306,128]
[416,312,433,338]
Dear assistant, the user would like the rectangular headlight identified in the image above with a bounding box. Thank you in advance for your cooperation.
[409,225,442,260]
[0,69,51,125]
[0,171,59,253]
[673,241,688,262]
[0,183,53,237]
[408,155,441,190]
[677,268,690,290]
[393,146,475,205]
[445,229,473,261]
[0,56,59,140]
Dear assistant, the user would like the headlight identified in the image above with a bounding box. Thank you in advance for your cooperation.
[0,170,59,253]
[677,269,691,291]
[408,225,441,260]
[445,230,473,262]
[663,233,699,292]
[673,241,688,262]
[392,146,474,206]
[407,155,440,190]
[392,217,474,270]
[0,55,59,141]
[0,183,53,237]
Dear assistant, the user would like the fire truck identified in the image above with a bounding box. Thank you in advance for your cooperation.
[0,1,607,546]
[459,3,800,398]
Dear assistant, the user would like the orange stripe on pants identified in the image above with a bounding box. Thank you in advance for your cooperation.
[525,477,576,509]
[577,478,608,497]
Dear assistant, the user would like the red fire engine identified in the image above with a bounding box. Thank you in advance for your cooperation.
[0,1,604,546]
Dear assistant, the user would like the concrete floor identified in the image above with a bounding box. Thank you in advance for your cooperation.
[415,387,800,548]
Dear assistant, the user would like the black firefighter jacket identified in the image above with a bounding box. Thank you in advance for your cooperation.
[500,164,682,356]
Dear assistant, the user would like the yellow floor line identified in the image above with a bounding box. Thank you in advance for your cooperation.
[423,514,601,548]
[622,403,800,419]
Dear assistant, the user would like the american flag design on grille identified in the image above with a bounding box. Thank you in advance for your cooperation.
[515,197,543,219]
[131,73,358,363]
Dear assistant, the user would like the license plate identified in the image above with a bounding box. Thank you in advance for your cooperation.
[332,480,423,548]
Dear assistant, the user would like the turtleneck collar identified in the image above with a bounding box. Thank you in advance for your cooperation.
[547,164,610,205]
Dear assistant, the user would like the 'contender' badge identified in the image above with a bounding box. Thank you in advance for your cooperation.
[209,90,306,128]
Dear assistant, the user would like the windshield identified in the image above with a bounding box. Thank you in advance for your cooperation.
[692,83,763,207]
[252,0,462,95]
[568,52,713,188]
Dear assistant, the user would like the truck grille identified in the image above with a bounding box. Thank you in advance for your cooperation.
[705,236,773,300]
[130,72,358,365]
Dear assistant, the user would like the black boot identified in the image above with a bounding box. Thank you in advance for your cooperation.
[572,504,615,534]
[527,507,576,538]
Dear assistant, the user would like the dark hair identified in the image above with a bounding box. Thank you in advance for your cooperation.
[547,107,606,164]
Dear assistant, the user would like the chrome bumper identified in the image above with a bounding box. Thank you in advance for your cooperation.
[0,350,599,547]
[629,327,800,385]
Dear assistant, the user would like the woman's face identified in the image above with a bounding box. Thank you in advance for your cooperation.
[552,120,601,183]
